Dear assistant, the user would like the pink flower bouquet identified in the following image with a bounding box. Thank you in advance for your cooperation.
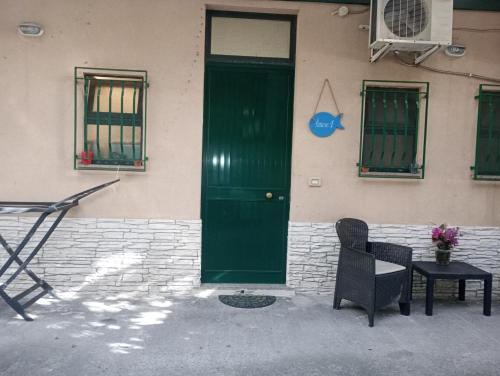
[432,224,460,251]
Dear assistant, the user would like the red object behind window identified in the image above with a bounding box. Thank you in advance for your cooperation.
[81,151,92,165]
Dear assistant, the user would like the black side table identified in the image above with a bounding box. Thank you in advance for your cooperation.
[412,261,492,316]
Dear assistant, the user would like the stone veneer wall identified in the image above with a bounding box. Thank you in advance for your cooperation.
[2,217,499,300]
[0,217,201,297]
[287,222,500,301]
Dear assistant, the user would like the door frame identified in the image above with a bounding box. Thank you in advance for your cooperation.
[201,10,297,284]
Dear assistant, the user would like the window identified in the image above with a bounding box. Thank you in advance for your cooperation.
[206,11,296,64]
[472,85,500,180]
[74,67,148,171]
[210,16,291,59]
[358,80,429,178]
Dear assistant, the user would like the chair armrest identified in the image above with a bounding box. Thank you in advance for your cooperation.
[368,242,412,269]
[338,246,376,279]
[336,246,376,307]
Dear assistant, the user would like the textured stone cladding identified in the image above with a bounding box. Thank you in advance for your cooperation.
[0,217,201,296]
[287,222,500,301]
[2,217,499,300]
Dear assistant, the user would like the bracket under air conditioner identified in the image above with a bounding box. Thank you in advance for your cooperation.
[370,43,392,63]
[370,43,442,64]
[413,45,441,65]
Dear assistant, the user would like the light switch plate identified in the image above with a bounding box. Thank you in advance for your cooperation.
[309,177,322,187]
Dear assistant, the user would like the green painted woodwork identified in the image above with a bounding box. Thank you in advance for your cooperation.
[473,85,500,180]
[74,67,148,171]
[83,77,90,152]
[359,80,429,179]
[280,0,500,11]
[201,62,294,283]
[132,81,137,160]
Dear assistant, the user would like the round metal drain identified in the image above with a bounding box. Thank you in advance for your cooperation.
[218,294,276,309]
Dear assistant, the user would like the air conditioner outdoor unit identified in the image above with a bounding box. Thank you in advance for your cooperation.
[369,0,453,63]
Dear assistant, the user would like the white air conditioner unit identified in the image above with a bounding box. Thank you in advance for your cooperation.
[369,0,453,63]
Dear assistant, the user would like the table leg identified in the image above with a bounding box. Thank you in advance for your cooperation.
[459,279,466,301]
[410,268,414,301]
[483,277,492,316]
[425,277,434,316]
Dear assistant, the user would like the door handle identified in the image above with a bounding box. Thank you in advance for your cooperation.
[265,192,273,199]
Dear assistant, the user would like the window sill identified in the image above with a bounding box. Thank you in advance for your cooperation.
[75,158,147,172]
[473,175,500,181]
[358,170,423,179]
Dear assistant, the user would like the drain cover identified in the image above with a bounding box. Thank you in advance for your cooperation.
[218,294,276,309]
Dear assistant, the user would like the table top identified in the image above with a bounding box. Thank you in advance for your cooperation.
[412,261,492,279]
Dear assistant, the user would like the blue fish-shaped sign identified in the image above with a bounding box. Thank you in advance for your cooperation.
[309,112,344,137]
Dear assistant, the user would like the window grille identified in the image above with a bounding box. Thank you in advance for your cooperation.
[74,67,148,171]
[358,80,429,178]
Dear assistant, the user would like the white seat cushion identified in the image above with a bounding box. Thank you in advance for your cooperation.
[375,260,406,275]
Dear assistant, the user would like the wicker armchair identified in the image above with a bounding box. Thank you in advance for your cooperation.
[333,218,412,327]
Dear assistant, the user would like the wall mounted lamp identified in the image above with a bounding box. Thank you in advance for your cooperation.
[18,22,44,37]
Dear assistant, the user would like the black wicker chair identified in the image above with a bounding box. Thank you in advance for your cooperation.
[333,218,412,327]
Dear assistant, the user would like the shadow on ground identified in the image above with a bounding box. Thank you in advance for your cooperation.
[1,294,499,376]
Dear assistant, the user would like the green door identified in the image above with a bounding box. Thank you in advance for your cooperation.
[201,62,294,283]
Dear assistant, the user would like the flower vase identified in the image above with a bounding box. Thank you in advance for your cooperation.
[435,248,451,265]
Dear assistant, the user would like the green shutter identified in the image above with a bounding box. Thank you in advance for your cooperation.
[473,85,500,180]
[359,80,429,179]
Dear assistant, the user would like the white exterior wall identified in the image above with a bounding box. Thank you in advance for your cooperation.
[1,216,499,300]
[0,1,499,226]
[0,217,201,297]
[287,222,500,300]
[0,1,499,298]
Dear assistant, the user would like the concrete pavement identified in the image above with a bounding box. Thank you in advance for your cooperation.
[1,293,499,376]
